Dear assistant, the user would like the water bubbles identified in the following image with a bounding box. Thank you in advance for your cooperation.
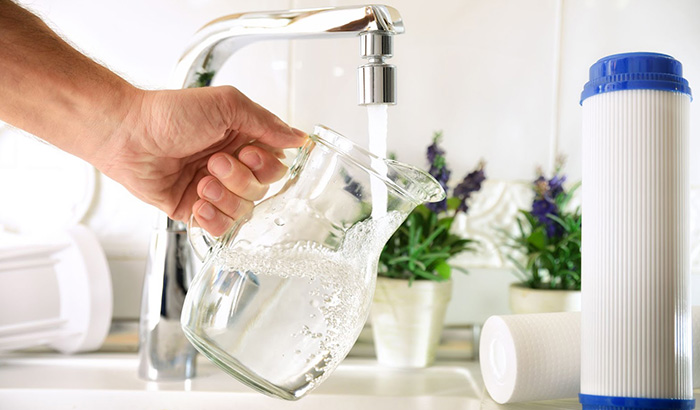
[274,217,286,226]
[200,214,408,395]
[306,353,317,364]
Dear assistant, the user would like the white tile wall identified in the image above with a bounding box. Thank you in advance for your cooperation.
[2,0,700,324]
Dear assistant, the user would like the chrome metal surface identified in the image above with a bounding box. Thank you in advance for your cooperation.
[358,62,396,105]
[360,31,393,59]
[358,32,396,105]
[138,214,198,380]
[172,5,404,105]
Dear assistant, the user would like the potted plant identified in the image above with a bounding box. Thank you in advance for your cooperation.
[504,159,582,314]
[371,132,485,368]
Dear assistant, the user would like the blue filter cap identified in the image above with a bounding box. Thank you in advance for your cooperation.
[580,394,696,410]
[580,52,692,104]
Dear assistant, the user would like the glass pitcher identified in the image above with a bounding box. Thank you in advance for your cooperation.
[181,125,444,400]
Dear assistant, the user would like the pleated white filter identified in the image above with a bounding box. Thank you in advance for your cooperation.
[479,307,700,404]
[581,89,691,399]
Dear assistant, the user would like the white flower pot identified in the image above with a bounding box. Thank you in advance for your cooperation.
[370,276,452,368]
[508,282,581,314]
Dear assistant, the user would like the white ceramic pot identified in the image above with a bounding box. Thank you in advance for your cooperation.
[370,276,452,368]
[508,282,581,314]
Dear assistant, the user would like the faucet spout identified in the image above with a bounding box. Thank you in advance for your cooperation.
[172,4,404,103]
[358,32,396,105]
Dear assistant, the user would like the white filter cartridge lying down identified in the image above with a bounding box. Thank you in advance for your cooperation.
[479,307,700,404]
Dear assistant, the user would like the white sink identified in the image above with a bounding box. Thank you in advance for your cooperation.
[0,353,490,410]
[2,352,620,409]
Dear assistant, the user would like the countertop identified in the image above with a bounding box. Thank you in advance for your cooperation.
[0,351,590,410]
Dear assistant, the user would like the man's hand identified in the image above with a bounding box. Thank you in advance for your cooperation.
[99,86,306,236]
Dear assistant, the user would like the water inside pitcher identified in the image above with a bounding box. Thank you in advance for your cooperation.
[181,125,445,400]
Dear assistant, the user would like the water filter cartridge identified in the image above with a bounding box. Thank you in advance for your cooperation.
[580,53,693,410]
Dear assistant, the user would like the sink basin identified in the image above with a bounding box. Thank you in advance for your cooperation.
[11,352,684,409]
[0,353,485,410]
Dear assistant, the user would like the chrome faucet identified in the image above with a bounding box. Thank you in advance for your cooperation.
[174,5,404,104]
[138,217,198,380]
[138,4,404,380]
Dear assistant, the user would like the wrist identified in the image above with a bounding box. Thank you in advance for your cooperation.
[84,81,146,171]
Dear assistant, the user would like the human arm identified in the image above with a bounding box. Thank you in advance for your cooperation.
[0,0,306,235]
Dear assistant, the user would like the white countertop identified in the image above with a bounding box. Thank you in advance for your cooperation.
[0,352,592,410]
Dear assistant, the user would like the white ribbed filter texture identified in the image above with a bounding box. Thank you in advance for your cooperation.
[581,89,691,398]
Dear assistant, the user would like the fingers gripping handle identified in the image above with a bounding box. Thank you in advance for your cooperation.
[188,214,217,261]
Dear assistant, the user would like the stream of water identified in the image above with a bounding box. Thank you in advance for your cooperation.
[367,105,389,219]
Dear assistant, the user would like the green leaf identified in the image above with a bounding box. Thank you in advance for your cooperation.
[437,216,455,231]
[194,71,215,87]
[434,261,452,280]
[412,268,442,281]
[446,197,461,211]
[555,181,581,209]
[411,225,447,255]
[527,228,547,250]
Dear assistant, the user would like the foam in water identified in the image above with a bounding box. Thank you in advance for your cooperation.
[185,210,406,398]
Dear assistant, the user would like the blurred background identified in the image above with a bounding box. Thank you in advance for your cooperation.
[1,0,699,326]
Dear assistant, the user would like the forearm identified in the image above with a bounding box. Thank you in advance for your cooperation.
[0,0,141,162]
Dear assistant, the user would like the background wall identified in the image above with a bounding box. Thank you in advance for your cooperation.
[2,0,700,324]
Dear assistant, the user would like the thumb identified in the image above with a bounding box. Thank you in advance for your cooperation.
[219,86,307,149]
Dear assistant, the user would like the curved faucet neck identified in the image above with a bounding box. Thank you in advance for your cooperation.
[172,5,404,90]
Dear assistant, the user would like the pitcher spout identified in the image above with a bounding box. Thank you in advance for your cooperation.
[385,160,446,205]
[309,125,445,208]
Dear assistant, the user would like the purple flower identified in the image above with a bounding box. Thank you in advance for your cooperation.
[548,174,566,200]
[531,172,567,238]
[531,198,560,237]
[422,132,486,215]
[453,164,486,213]
[426,134,445,165]
[426,164,450,213]
[425,133,450,213]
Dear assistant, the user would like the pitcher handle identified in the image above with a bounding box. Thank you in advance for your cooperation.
[187,214,217,261]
